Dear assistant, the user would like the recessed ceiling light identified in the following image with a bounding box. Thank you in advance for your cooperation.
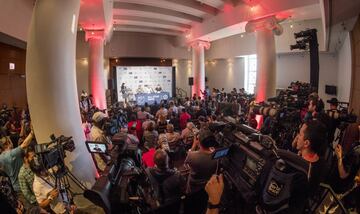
[91,32,95,35]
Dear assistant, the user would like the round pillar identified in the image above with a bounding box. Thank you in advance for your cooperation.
[191,40,210,99]
[26,0,96,186]
[88,37,107,110]
[255,29,277,102]
[245,16,283,102]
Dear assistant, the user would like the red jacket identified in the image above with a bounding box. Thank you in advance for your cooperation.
[142,148,156,167]
[179,112,191,130]
[128,120,143,140]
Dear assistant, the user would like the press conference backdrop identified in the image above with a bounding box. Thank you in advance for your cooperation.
[116,66,173,102]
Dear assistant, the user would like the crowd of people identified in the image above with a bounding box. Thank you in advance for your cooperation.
[1,84,360,214]
[79,85,360,213]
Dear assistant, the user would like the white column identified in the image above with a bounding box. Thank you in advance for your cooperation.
[26,0,96,186]
[87,35,107,110]
[245,16,283,102]
[191,40,210,99]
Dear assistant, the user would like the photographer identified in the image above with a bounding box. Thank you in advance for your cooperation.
[90,112,112,145]
[0,131,34,204]
[18,147,37,209]
[292,120,329,196]
[30,158,75,214]
[90,112,112,172]
[205,174,224,214]
[146,150,185,205]
[326,98,341,144]
[184,129,217,193]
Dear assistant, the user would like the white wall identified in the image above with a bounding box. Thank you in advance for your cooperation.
[105,32,190,59]
[337,33,352,102]
[205,58,245,91]
[173,59,192,96]
[75,58,109,98]
[0,0,33,41]
[277,52,338,107]
[174,58,245,96]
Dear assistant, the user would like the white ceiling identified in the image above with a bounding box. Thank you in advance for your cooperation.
[111,0,323,41]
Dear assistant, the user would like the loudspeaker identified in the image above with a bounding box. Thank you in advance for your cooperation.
[188,77,194,86]
[325,85,337,95]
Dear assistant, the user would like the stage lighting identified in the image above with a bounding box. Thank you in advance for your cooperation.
[290,40,307,50]
[294,29,317,39]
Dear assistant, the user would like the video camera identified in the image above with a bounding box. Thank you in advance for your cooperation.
[103,105,128,136]
[84,136,147,214]
[326,100,357,125]
[34,134,75,176]
[209,119,310,213]
[0,108,13,126]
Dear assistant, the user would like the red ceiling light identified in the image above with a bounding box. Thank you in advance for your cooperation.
[242,0,262,6]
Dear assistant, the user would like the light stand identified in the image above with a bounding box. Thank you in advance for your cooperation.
[290,29,319,92]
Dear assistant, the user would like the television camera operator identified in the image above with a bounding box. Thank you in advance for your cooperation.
[30,157,76,214]
[90,111,113,172]
[292,120,329,196]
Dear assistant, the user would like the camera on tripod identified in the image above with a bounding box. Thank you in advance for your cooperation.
[34,134,75,175]
[32,134,87,212]
[103,106,128,136]
[84,138,147,214]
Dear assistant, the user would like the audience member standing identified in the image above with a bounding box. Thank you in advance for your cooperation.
[185,129,217,193]
[0,131,34,202]
[179,109,191,130]
[18,147,37,208]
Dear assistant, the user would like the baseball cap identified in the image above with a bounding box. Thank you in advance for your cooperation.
[92,112,107,123]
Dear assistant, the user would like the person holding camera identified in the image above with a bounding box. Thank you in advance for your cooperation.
[30,158,76,214]
[184,129,217,193]
[18,147,37,209]
[181,129,218,214]
[146,149,185,205]
[205,174,224,214]
[90,112,112,172]
[0,131,34,205]
[326,98,341,144]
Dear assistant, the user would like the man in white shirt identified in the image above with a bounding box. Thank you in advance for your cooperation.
[30,160,70,214]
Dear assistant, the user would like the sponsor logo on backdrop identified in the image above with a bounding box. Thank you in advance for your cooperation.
[116,66,173,102]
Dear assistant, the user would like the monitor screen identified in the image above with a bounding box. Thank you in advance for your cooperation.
[86,141,107,154]
[213,147,230,159]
